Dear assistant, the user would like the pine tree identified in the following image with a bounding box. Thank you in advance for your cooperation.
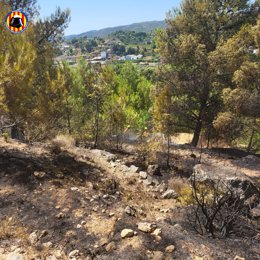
[213,18,260,151]
[153,85,175,166]
[156,0,260,146]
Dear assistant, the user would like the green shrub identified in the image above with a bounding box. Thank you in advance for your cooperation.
[2,132,9,142]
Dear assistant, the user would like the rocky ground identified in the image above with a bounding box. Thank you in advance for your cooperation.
[0,138,259,260]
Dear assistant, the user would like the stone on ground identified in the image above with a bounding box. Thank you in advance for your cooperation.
[121,229,135,238]
[161,189,178,199]
[137,222,157,233]
[165,245,175,253]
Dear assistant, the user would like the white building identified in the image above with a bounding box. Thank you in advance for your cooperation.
[60,43,70,51]
[101,51,107,59]
[119,54,143,61]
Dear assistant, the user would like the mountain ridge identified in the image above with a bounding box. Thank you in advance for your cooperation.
[65,20,166,40]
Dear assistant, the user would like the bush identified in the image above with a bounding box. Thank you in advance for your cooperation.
[2,132,9,142]
[137,134,164,164]
[190,175,251,238]
[50,135,75,154]
[168,178,193,205]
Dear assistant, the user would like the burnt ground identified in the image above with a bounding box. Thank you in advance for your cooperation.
[0,138,259,260]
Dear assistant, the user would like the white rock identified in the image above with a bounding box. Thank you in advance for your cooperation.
[152,228,162,236]
[110,162,117,168]
[43,242,53,249]
[91,149,116,162]
[105,241,116,252]
[143,176,153,186]
[46,256,57,260]
[160,208,170,213]
[121,165,131,173]
[130,165,139,173]
[173,223,183,232]
[6,254,25,260]
[137,222,157,233]
[68,250,79,258]
[29,231,38,245]
[121,229,135,238]
[53,250,63,258]
[150,251,164,260]
[234,256,245,260]
[139,171,148,179]
[33,171,46,178]
[161,189,178,199]
[56,212,65,219]
[147,164,161,176]
[124,206,136,216]
[154,235,162,243]
[165,245,175,253]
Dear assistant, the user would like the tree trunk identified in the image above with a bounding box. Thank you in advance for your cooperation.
[247,128,255,153]
[11,125,24,141]
[207,129,211,149]
[191,97,208,147]
[167,133,170,167]
[94,100,100,149]
[66,113,71,135]
[116,122,119,151]
[191,119,202,147]
[66,99,72,134]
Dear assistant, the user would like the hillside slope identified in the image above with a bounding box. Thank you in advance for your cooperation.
[65,20,166,40]
[0,138,259,259]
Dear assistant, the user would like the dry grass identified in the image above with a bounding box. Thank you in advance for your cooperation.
[168,178,193,205]
[0,217,56,258]
[137,135,164,164]
[0,217,29,244]
[49,134,75,154]
[171,133,193,145]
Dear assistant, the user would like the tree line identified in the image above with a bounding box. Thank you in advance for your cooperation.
[0,0,259,153]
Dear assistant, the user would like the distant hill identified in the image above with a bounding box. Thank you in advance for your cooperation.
[65,21,166,40]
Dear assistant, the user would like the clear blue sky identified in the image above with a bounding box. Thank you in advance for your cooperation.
[37,0,181,35]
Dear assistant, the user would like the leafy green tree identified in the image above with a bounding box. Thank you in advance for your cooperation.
[0,4,36,135]
[56,62,74,134]
[213,19,260,151]
[116,62,152,137]
[156,0,260,146]
[153,85,175,166]
[126,47,137,55]
[104,94,126,150]
[112,44,126,56]
[36,7,70,46]
[70,60,117,147]
[5,0,38,18]
[0,1,71,140]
